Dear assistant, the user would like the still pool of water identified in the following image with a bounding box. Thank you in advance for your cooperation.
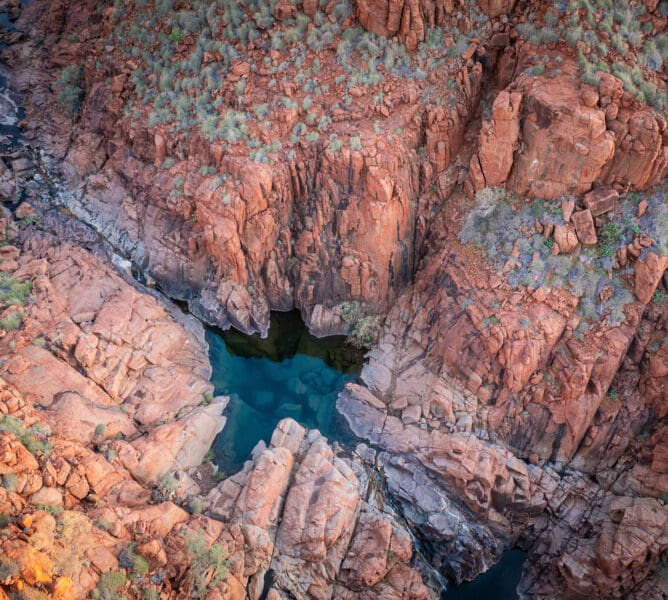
[441,550,526,600]
[207,311,363,475]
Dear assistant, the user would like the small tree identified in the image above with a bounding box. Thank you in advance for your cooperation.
[56,65,84,117]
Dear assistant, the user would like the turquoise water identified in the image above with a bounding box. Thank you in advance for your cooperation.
[207,311,362,475]
[442,550,526,599]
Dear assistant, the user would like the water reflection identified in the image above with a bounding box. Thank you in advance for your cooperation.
[208,311,363,475]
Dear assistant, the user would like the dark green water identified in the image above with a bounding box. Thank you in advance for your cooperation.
[441,550,526,600]
[207,311,363,475]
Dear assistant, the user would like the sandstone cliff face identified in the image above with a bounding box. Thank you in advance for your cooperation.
[356,0,518,46]
[468,48,667,199]
[7,0,487,337]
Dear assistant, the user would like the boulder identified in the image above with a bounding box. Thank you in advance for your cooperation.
[583,187,619,216]
[571,210,598,245]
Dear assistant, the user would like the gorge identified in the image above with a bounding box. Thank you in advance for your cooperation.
[0,1,666,599]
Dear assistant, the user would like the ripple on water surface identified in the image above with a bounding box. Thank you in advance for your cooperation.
[207,311,363,476]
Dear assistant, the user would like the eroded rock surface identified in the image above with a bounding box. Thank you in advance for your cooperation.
[0,229,433,599]
[206,419,434,599]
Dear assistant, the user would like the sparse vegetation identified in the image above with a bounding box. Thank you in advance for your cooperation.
[188,497,204,515]
[458,185,667,327]
[0,274,32,307]
[340,301,382,349]
[182,528,230,598]
[93,571,128,600]
[0,556,19,580]
[110,0,490,154]
[121,544,151,580]
[0,312,24,331]
[0,416,53,458]
[55,65,84,117]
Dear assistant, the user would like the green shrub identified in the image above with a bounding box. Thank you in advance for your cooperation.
[317,115,332,131]
[93,571,127,600]
[0,274,32,307]
[327,138,343,152]
[0,416,52,457]
[160,469,177,492]
[340,301,381,349]
[599,222,624,246]
[55,65,84,117]
[142,589,160,600]
[188,497,204,514]
[0,312,23,330]
[183,528,230,598]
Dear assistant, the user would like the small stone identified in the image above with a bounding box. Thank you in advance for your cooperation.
[30,486,63,507]
[561,198,575,222]
[14,202,33,219]
[10,157,32,173]
[489,32,510,47]
[580,86,599,107]
[455,414,473,433]
[637,199,648,217]
[617,246,628,267]
[402,405,421,425]
[605,103,619,121]
[571,210,597,245]
[554,225,578,254]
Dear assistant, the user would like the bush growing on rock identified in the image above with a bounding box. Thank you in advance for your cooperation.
[341,301,382,349]
[0,312,24,330]
[121,544,151,580]
[0,416,52,457]
[55,65,84,117]
[182,528,230,598]
[0,274,32,307]
[93,571,127,600]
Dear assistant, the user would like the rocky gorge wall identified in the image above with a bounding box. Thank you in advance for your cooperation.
[4,0,488,337]
[0,0,666,599]
[0,219,432,599]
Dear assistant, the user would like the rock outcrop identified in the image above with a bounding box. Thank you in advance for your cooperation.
[205,419,434,599]
[0,234,225,484]
[468,51,667,199]
[0,226,433,599]
[6,0,486,337]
